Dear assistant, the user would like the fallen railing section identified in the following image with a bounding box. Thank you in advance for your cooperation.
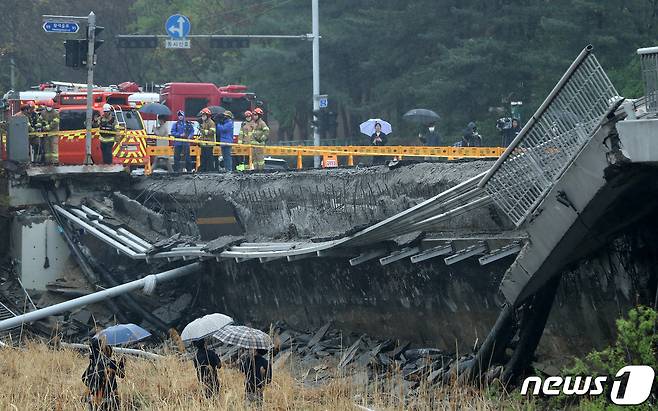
[479,45,621,227]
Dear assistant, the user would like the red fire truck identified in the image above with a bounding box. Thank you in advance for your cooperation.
[157,83,261,138]
[54,91,148,165]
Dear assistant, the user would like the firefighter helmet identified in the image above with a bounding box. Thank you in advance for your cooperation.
[244,110,252,117]
[253,107,264,115]
[224,110,234,119]
[199,107,212,117]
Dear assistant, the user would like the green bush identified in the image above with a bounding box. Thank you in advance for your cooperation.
[557,306,658,410]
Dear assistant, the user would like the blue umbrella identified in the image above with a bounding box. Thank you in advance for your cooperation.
[94,323,151,346]
[139,103,171,116]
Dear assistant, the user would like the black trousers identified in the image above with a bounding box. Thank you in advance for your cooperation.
[101,141,114,164]
[200,146,214,172]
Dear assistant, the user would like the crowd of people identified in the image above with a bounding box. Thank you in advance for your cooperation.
[157,107,270,173]
[15,100,60,164]
[366,119,522,148]
[82,336,272,410]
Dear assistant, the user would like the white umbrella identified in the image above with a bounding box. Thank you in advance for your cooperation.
[359,119,392,136]
[213,325,272,350]
[181,313,233,342]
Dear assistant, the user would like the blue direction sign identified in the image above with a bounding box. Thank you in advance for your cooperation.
[43,21,80,33]
[165,14,191,39]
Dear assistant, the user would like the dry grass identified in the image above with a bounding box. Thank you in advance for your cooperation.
[0,342,530,410]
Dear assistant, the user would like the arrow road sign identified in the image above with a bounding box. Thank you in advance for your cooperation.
[165,14,191,39]
[43,21,79,33]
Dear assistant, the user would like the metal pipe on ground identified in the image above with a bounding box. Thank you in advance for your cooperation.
[61,342,163,360]
[0,263,201,331]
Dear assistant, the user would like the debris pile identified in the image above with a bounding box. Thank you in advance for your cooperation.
[212,321,465,393]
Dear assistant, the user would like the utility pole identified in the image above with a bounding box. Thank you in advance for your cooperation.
[9,56,16,91]
[311,0,321,168]
[84,11,96,165]
[43,12,101,165]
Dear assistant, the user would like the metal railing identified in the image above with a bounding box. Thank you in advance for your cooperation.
[479,45,620,227]
[638,46,658,113]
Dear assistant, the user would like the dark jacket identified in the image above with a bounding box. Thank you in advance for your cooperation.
[421,128,441,146]
[462,122,482,147]
[194,346,221,396]
[370,131,387,146]
[502,125,521,147]
[82,340,125,405]
[240,353,271,393]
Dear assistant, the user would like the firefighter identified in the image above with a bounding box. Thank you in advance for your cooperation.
[39,100,60,165]
[237,110,255,171]
[99,104,117,165]
[250,107,269,170]
[198,107,216,172]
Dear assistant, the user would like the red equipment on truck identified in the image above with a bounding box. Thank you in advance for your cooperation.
[158,83,262,139]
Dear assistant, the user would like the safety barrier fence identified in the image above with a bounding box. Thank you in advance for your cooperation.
[478,45,620,227]
[639,46,658,113]
[1,129,506,172]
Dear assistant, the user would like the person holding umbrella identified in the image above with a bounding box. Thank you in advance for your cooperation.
[240,348,272,405]
[359,118,392,165]
[193,338,222,398]
[82,337,126,411]
[214,325,273,405]
[419,122,441,146]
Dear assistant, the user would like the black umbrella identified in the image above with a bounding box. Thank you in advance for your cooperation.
[403,108,440,125]
[139,103,171,116]
[206,106,226,115]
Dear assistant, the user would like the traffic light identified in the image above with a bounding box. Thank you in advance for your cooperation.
[64,39,86,68]
[88,25,104,51]
[65,25,105,68]
[117,36,159,48]
[210,38,250,48]
[311,109,324,130]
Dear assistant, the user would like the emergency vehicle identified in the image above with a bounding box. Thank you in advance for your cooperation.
[159,83,262,139]
[54,91,148,166]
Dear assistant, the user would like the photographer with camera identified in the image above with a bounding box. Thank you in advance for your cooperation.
[461,121,482,147]
[497,117,521,147]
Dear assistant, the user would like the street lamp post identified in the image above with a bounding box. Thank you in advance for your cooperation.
[311,0,320,168]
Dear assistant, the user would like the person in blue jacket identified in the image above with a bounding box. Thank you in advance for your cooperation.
[216,111,235,171]
[170,110,195,172]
